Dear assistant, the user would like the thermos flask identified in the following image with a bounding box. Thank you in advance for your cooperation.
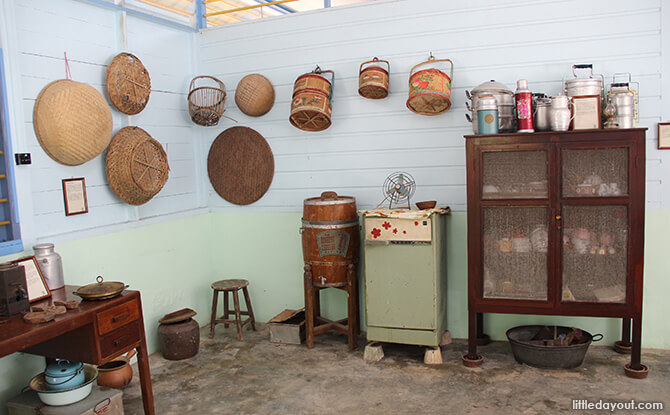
[515,79,534,132]
[476,95,499,135]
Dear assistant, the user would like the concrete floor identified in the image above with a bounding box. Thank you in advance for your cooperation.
[121,325,669,414]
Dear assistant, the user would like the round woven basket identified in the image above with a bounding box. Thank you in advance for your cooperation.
[207,127,274,205]
[33,80,113,166]
[106,53,151,115]
[188,76,226,126]
[235,74,274,117]
[106,127,169,205]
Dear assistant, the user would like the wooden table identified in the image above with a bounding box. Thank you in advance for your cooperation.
[0,286,154,414]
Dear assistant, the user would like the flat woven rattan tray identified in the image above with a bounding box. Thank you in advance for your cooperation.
[33,79,113,166]
[106,52,151,115]
[106,127,169,205]
[207,126,274,205]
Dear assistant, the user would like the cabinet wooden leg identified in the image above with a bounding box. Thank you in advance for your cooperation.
[304,264,315,349]
[463,310,483,367]
[209,289,219,339]
[614,318,632,354]
[476,312,490,345]
[136,330,155,414]
[624,314,648,378]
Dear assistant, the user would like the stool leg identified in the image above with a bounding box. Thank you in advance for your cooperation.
[209,289,219,339]
[232,289,244,341]
[223,290,230,328]
[304,264,315,349]
[242,286,257,331]
[347,263,358,350]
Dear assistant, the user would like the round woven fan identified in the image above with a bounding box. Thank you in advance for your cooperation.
[33,79,113,166]
[106,53,151,115]
[207,127,274,205]
[106,127,169,205]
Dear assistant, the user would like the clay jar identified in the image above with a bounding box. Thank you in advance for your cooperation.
[97,350,136,388]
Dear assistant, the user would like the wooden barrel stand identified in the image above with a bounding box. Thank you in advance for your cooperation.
[303,263,359,350]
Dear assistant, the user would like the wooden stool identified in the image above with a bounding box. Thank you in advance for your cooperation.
[303,263,359,350]
[209,279,256,340]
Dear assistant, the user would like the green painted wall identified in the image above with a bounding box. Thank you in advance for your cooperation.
[1,210,668,412]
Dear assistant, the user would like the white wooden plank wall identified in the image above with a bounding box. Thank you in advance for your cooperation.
[12,0,201,240]
[199,0,668,211]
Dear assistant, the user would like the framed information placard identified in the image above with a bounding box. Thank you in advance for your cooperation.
[62,178,88,216]
[658,123,670,149]
[10,256,51,302]
[571,95,602,130]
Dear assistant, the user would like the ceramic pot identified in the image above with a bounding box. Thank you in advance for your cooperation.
[97,350,135,388]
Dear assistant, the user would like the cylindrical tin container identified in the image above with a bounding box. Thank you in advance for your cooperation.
[534,96,552,131]
[289,67,334,132]
[476,95,499,135]
[358,57,389,99]
[406,55,453,115]
[33,243,64,290]
[515,79,534,132]
[465,80,516,134]
[301,191,359,287]
[158,318,200,360]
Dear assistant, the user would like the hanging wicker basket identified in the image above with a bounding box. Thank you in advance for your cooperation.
[106,127,169,206]
[188,76,226,126]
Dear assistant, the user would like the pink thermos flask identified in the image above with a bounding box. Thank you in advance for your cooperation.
[515,79,534,132]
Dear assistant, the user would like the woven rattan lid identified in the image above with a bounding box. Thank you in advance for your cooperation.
[33,80,113,166]
[207,126,274,205]
[106,53,151,115]
[106,127,169,205]
[235,74,275,117]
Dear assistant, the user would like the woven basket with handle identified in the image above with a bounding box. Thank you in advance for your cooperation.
[106,127,169,205]
[188,76,226,126]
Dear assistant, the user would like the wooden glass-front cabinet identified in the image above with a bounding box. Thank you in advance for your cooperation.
[463,129,647,378]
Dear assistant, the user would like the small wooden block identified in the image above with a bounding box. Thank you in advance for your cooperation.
[30,305,46,312]
[363,342,384,362]
[23,311,55,324]
[424,346,443,365]
[54,300,80,310]
[52,306,67,315]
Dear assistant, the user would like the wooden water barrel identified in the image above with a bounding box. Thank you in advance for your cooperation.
[302,191,359,287]
[289,67,334,132]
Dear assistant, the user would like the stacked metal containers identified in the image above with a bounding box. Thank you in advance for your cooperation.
[607,73,638,129]
[465,80,516,134]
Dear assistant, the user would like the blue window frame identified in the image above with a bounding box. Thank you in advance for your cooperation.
[0,48,23,256]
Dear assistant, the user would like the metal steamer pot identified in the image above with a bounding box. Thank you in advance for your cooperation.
[564,64,604,100]
[466,80,516,133]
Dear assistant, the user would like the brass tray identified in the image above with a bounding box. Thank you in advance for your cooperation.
[73,276,129,300]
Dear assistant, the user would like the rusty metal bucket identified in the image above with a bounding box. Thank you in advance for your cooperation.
[406,54,453,116]
[290,66,334,132]
[359,57,390,99]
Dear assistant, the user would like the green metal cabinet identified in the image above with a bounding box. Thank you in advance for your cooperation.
[363,211,449,347]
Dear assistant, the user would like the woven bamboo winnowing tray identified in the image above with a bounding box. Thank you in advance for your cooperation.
[106,52,151,115]
[207,126,274,205]
[106,127,169,205]
[33,79,113,166]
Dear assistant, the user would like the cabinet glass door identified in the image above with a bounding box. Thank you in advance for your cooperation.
[561,205,628,303]
[482,150,548,199]
[482,206,549,300]
[562,148,629,198]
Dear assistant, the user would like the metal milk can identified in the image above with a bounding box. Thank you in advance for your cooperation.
[33,243,64,290]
